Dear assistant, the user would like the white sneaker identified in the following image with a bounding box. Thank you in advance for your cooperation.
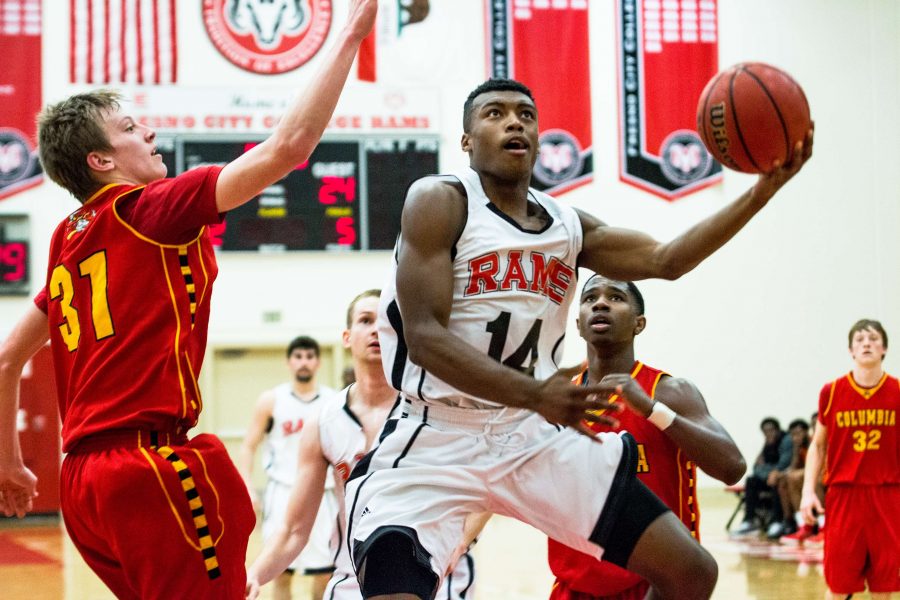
[732,520,760,536]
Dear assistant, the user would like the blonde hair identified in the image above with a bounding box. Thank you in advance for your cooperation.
[38,90,121,201]
[346,289,381,328]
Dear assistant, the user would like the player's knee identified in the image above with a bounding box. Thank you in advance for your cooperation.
[666,544,717,599]
[355,528,438,600]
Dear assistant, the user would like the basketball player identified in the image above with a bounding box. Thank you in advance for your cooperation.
[238,335,337,600]
[345,78,813,600]
[245,290,483,600]
[0,2,376,598]
[801,319,900,599]
[547,275,745,600]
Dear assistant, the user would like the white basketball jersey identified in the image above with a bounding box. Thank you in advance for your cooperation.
[378,167,583,409]
[317,388,377,580]
[264,383,335,486]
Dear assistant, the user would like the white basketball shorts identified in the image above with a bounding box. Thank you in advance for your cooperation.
[345,397,638,582]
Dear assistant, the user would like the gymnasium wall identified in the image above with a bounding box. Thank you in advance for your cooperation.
[1,0,898,487]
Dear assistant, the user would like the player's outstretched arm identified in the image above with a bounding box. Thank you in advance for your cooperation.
[236,390,276,513]
[0,305,49,518]
[578,127,814,281]
[396,179,613,429]
[800,420,826,525]
[217,0,377,213]
[593,374,746,484]
[246,413,329,599]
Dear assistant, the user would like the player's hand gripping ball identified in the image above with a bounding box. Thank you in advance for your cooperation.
[697,62,811,174]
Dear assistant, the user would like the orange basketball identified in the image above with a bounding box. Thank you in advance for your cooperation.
[696,62,811,174]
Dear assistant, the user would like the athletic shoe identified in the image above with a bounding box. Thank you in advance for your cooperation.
[732,520,760,536]
[780,524,815,546]
[766,521,786,539]
[805,530,825,549]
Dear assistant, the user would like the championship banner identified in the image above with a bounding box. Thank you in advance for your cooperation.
[618,0,721,200]
[0,0,43,201]
[486,0,593,196]
[70,0,178,84]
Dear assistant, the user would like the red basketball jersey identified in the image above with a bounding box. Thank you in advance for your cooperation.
[37,167,222,452]
[547,361,699,595]
[819,372,900,486]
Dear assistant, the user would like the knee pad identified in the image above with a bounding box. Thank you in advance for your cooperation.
[355,527,438,600]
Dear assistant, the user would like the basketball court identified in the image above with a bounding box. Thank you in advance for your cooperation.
[1,1,898,599]
[0,489,826,599]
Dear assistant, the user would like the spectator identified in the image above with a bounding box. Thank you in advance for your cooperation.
[768,419,811,540]
[733,417,792,536]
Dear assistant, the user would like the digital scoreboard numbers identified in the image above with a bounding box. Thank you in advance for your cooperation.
[0,216,30,296]
[164,136,438,252]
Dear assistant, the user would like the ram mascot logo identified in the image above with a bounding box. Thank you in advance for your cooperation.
[226,0,310,49]
[203,0,332,74]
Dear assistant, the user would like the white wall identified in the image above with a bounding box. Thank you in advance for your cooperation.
[2,0,898,485]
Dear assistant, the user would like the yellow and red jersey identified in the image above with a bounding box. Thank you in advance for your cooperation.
[547,361,698,596]
[819,372,900,486]
[36,167,222,452]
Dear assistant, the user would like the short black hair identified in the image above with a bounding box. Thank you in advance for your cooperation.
[760,417,781,431]
[463,78,535,132]
[788,419,810,432]
[287,335,319,358]
[582,274,646,316]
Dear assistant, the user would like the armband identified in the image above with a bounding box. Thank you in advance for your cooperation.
[647,401,677,431]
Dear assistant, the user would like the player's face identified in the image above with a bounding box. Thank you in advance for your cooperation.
[576,278,643,345]
[462,91,539,181]
[344,297,381,363]
[99,109,167,184]
[849,326,886,367]
[287,348,320,383]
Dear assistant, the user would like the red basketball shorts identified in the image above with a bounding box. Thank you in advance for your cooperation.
[824,484,900,594]
[60,431,255,600]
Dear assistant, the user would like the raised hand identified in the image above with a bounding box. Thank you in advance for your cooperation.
[755,123,815,198]
[346,0,378,42]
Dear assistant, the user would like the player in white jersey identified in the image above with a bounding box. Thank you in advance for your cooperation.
[238,335,337,600]
[345,78,814,600]
[245,290,484,600]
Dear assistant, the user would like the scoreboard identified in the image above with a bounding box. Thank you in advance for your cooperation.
[158,135,439,251]
[0,216,30,296]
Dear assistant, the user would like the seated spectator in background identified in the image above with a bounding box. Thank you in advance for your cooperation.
[768,418,811,540]
[781,413,826,546]
[733,417,793,536]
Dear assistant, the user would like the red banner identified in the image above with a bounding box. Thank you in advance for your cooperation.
[618,0,721,200]
[0,0,43,202]
[486,1,593,196]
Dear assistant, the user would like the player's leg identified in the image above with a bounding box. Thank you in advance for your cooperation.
[62,433,255,599]
[863,486,900,599]
[822,486,867,598]
[508,423,714,599]
[60,456,142,600]
[346,409,487,599]
[622,500,717,599]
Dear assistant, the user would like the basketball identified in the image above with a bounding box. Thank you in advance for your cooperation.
[696,62,811,174]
